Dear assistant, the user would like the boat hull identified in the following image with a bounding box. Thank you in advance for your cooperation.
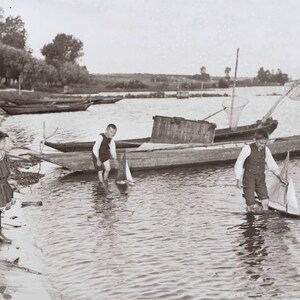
[0,102,91,115]
[33,135,300,173]
[91,97,123,104]
[44,119,278,152]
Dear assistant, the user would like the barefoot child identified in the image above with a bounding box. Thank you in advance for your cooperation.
[234,129,286,212]
[92,124,119,184]
[0,131,13,243]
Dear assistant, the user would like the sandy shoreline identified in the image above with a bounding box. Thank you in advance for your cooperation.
[0,189,57,300]
[0,153,58,299]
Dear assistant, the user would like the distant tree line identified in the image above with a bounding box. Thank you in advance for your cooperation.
[217,66,289,88]
[254,67,289,85]
[0,7,89,90]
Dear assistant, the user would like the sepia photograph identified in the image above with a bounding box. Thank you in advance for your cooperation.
[0,0,300,299]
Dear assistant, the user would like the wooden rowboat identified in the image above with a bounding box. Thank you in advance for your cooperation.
[90,96,123,105]
[213,118,278,142]
[0,101,91,115]
[45,137,150,152]
[7,98,91,105]
[44,118,278,152]
[32,135,300,172]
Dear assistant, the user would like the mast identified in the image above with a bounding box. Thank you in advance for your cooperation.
[230,48,239,128]
[261,79,300,123]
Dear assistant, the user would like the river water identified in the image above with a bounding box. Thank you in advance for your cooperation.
[2,86,300,299]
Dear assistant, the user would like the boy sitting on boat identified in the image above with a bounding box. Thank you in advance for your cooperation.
[234,129,287,213]
[92,124,119,185]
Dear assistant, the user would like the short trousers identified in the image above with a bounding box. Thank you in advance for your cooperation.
[242,171,268,206]
[92,153,110,171]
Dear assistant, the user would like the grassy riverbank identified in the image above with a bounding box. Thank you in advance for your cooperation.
[2,73,281,95]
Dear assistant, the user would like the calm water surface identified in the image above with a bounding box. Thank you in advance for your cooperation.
[2,86,300,299]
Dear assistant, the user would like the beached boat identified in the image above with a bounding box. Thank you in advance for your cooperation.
[6,98,91,105]
[176,91,189,99]
[0,101,92,115]
[44,118,278,152]
[42,95,123,104]
[90,96,123,105]
[32,135,300,172]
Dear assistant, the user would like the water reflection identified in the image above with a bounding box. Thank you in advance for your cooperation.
[237,214,268,279]
[3,86,300,299]
[230,212,297,298]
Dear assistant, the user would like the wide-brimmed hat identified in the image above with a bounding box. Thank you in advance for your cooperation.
[0,131,9,138]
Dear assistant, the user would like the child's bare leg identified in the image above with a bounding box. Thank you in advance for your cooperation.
[247,205,254,213]
[103,160,111,181]
[261,198,269,211]
[97,170,104,183]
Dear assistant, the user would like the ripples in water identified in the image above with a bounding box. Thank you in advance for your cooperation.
[20,160,300,300]
[2,87,300,299]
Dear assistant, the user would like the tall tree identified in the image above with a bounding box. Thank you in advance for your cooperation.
[0,7,4,21]
[200,66,207,75]
[59,62,89,86]
[199,66,210,82]
[256,67,267,83]
[0,43,30,82]
[224,67,231,81]
[41,33,84,68]
[0,16,27,49]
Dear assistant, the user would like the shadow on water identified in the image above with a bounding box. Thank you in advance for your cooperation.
[230,212,294,298]
[237,214,268,272]
[90,181,131,218]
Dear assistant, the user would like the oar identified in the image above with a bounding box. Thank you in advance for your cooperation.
[202,108,225,121]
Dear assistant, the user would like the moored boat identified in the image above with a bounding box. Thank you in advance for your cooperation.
[0,101,91,115]
[176,91,189,99]
[90,96,123,105]
[31,135,300,173]
[45,137,150,152]
[6,98,91,105]
[44,118,278,152]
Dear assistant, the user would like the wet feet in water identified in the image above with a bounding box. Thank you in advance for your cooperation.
[246,204,262,214]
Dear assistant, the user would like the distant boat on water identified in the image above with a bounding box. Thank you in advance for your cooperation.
[176,90,189,99]
[0,101,91,115]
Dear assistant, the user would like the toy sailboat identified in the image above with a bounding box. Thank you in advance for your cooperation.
[115,153,134,185]
[268,152,299,216]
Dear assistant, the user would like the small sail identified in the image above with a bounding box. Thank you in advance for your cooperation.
[116,153,134,185]
[268,152,300,216]
[286,179,299,215]
[287,82,300,101]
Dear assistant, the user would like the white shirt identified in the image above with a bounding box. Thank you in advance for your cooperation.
[92,135,117,160]
[234,145,280,180]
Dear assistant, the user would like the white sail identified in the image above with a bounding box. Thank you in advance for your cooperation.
[286,179,299,215]
[116,153,134,185]
[268,152,299,216]
[125,161,134,184]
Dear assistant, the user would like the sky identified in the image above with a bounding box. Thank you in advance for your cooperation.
[1,0,300,78]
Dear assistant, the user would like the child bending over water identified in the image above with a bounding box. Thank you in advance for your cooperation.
[92,124,119,185]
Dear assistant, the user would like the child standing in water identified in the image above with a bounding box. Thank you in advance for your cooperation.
[234,129,286,213]
[92,124,119,185]
[0,131,13,243]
